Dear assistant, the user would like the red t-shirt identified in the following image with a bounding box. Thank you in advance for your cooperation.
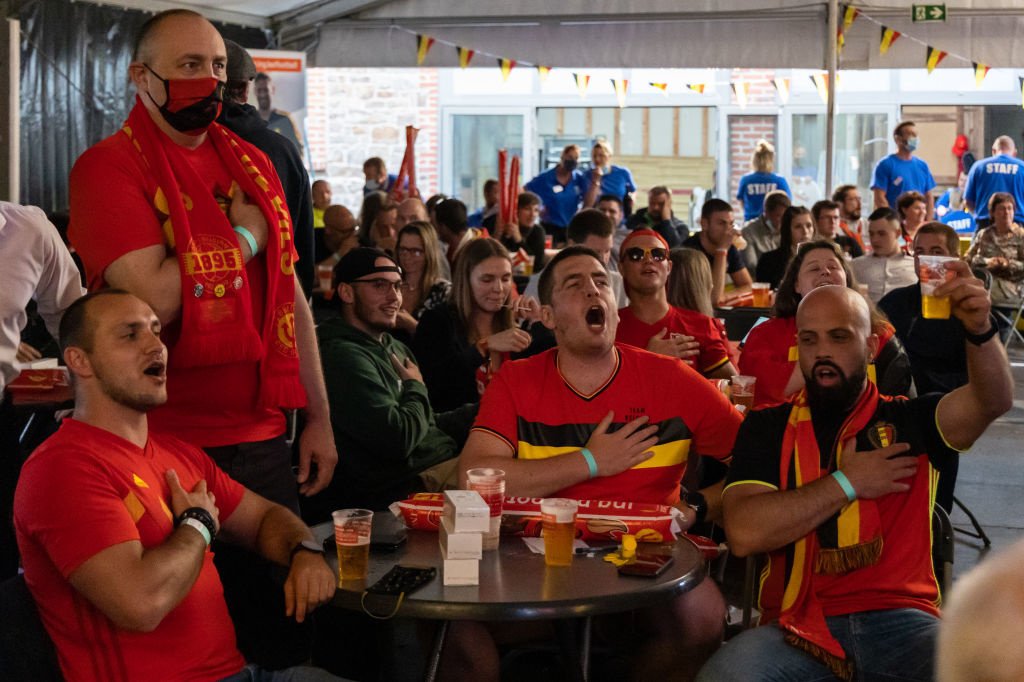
[616,305,731,375]
[739,316,798,408]
[69,128,290,446]
[472,344,742,505]
[13,419,247,682]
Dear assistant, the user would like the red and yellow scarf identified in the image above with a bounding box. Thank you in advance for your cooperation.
[766,383,883,681]
[122,99,304,409]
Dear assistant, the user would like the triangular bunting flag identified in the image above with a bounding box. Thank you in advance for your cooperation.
[498,58,516,81]
[536,65,551,82]
[649,82,669,94]
[773,77,790,104]
[973,62,990,87]
[811,73,829,104]
[842,5,859,32]
[456,46,474,69]
[837,26,845,54]
[879,26,901,55]
[731,82,750,108]
[687,83,706,94]
[926,46,947,74]
[415,35,434,65]
[612,78,629,108]
[574,73,591,98]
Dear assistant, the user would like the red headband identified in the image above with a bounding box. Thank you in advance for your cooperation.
[619,229,670,260]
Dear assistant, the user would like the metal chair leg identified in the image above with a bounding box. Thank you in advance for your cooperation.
[953,495,992,547]
[424,620,449,682]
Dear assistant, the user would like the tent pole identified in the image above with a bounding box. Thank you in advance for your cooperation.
[825,0,837,197]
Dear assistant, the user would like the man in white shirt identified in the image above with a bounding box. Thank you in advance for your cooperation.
[851,207,918,303]
[0,202,84,578]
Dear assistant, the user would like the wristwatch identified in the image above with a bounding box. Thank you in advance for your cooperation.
[290,539,325,561]
[680,491,708,525]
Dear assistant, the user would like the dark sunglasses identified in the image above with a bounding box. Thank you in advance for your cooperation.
[624,246,668,262]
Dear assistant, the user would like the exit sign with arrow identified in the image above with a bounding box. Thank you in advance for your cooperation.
[912,4,947,22]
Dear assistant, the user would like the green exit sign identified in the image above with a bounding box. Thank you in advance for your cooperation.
[912,4,946,22]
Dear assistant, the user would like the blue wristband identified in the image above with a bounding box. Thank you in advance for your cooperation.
[233,225,258,257]
[831,471,857,502]
[580,448,599,479]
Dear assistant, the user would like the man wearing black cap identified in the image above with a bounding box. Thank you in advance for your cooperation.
[306,248,473,516]
[219,39,315,295]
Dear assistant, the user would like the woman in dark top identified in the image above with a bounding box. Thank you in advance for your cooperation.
[756,205,815,289]
[489,191,548,274]
[413,238,533,411]
[392,221,451,344]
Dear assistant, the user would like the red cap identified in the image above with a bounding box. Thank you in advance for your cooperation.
[619,229,670,260]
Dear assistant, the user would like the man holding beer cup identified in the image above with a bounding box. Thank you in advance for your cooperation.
[699,283,1011,681]
[453,245,744,681]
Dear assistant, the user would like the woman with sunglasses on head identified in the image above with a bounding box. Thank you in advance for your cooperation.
[616,230,738,379]
[740,240,913,408]
[413,238,542,411]
[391,221,451,344]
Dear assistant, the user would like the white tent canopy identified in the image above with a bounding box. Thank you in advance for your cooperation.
[120,0,1024,70]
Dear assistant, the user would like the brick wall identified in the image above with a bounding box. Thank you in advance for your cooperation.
[305,67,441,213]
[727,70,779,216]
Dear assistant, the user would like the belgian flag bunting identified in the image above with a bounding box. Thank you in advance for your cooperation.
[842,5,859,32]
[649,82,669,94]
[574,73,591,98]
[612,78,629,108]
[773,77,790,104]
[456,46,474,68]
[498,58,516,81]
[973,62,990,87]
[536,65,552,82]
[415,35,434,65]
[731,81,750,108]
[811,73,829,104]
[879,26,901,55]
[687,83,706,94]
[926,45,947,73]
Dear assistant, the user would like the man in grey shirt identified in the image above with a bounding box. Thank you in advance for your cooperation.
[741,190,791,270]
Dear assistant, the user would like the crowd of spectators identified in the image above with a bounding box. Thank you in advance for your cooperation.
[0,10,1020,681]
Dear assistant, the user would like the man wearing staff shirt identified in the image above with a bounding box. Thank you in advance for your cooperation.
[67,9,336,667]
[524,144,588,245]
[963,135,1024,229]
[452,245,744,681]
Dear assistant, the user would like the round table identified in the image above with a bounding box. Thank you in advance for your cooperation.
[314,519,706,680]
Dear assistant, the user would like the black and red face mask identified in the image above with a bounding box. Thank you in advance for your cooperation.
[144,64,224,135]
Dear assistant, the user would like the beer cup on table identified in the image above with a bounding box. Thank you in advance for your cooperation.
[751,282,771,308]
[730,375,756,415]
[332,508,373,583]
[466,468,506,551]
[540,498,578,567]
[918,255,959,320]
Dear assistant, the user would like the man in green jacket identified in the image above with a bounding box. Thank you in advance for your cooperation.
[307,248,472,518]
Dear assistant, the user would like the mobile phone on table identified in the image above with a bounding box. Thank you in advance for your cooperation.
[617,554,674,578]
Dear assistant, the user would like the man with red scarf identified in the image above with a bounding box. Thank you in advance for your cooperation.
[67,9,336,667]
[698,279,1012,681]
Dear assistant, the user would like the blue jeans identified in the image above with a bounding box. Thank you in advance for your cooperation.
[697,608,938,681]
[219,663,348,681]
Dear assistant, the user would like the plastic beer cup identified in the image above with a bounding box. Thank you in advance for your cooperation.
[332,509,373,583]
[466,468,506,551]
[730,375,756,415]
[541,498,578,567]
[751,282,771,307]
[918,255,959,320]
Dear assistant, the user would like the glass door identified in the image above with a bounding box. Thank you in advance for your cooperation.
[443,108,530,214]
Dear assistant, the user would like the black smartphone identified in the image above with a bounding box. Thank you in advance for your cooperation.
[617,554,674,578]
[366,565,436,596]
[371,513,408,551]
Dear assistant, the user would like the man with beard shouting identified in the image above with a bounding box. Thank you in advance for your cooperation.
[698,277,1012,682]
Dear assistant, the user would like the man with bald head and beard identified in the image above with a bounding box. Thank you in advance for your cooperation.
[698,275,1012,682]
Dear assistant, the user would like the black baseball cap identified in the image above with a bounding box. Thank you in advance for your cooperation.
[224,40,257,83]
[333,247,401,287]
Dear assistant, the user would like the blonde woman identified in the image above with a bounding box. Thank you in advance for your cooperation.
[667,247,737,367]
[737,139,792,222]
[583,140,637,214]
[393,221,451,341]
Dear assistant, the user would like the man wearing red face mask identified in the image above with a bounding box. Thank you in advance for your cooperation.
[67,9,336,669]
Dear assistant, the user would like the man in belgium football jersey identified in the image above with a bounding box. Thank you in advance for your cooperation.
[451,245,744,681]
[699,280,1011,682]
[616,229,736,379]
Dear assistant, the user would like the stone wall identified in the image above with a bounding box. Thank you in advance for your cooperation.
[306,67,440,214]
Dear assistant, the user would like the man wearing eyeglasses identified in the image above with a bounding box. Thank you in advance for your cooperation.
[616,230,737,379]
[307,248,474,515]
